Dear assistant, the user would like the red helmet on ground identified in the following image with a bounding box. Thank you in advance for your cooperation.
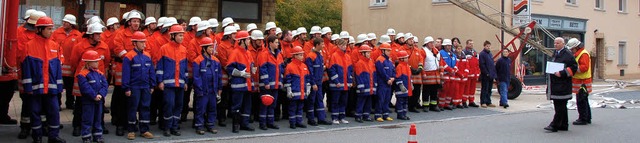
[200,37,214,47]
[235,30,250,40]
[291,46,304,57]
[35,16,54,27]
[82,50,101,62]
[131,31,146,42]
[261,94,274,106]
[169,25,185,34]
[397,50,409,59]
[379,42,391,50]
[359,45,372,53]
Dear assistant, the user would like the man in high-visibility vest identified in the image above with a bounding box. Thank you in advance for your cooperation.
[566,38,592,125]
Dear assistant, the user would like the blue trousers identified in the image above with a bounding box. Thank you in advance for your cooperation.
[330,90,348,120]
[81,102,103,140]
[480,75,493,105]
[375,88,392,118]
[305,86,327,122]
[498,81,509,105]
[31,94,60,139]
[194,92,217,130]
[163,87,184,131]
[289,99,304,124]
[231,91,252,126]
[396,97,408,118]
[356,95,372,119]
[128,88,151,133]
[259,89,278,125]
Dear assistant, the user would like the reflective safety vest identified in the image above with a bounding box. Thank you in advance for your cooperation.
[422,47,441,85]
[572,48,592,94]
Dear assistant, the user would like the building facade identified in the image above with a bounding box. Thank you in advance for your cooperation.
[343,0,640,80]
[19,0,276,34]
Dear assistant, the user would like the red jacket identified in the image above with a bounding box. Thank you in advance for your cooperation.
[407,46,425,84]
[226,46,255,92]
[284,59,311,100]
[156,42,188,88]
[394,61,412,97]
[354,55,376,95]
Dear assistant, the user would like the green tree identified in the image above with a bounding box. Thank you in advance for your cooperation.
[276,0,342,33]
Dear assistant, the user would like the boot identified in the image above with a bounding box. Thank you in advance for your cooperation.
[218,119,227,127]
[443,105,453,110]
[115,126,125,136]
[232,113,240,133]
[72,127,81,137]
[462,102,469,108]
[48,137,66,143]
[18,123,30,139]
[33,137,42,143]
[429,105,441,112]
[468,102,479,107]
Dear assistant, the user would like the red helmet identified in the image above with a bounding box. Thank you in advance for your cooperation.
[200,37,214,47]
[291,46,304,57]
[359,45,372,53]
[235,30,250,40]
[82,50,101,62]
[131,31,146,42]
[379,42,391,50]
[397,50,409,59]
[35,16,54,27]
[169,25,185,34]
[261,94,274,106]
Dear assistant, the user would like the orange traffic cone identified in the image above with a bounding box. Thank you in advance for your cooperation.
[408,124,417,143]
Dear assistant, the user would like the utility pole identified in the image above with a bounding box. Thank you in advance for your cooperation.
[501,0,505,49]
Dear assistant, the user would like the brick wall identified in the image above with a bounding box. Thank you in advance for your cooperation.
[165,0,276,31]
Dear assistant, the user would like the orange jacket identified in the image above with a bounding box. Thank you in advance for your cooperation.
[248,43,264,91]
[354,55,376,95]
[303,40,314,54]
[280,41,295,59]
[70,39,111,96]
[349,46,361,64]
[572,48,592,93]
[156,42,188,88]
[101,29,116,50]
[394,61,413,97]
[21,36,64,95]
[15,27,37,91]
[407,46,425,84]
[226,45,256,92]
[150,33,171,64]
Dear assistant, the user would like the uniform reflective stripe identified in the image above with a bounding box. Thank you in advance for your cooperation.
[57,79,63,84]
[22,78,32,84]
[200,69,207,72]
[241,114,250,117]
[88,80,96,83]
[140,120,150,123]
[62,71,72,74]
[115,79,122,82]
[156,70,164,74]
[179,79,185,84]
[62,65,71,69]
[132,64,141,67]
[292,92,301,96]
[395,91,409,95]
[185,73,190,77]
[313,65,322,67]
[118,50,128,57]
[550,94,572,99]
[32,84,44,89]
[260,75,269,79]
[48,84,58,89]
[384,67,389,69]
[395,81,403,85]
[116,72,123,76]
[284,83,291,87]
[330,75,339,80]
[231,83,248,88]
[163,79,175,84]
[329,83,343,87]
[357,84,365,88]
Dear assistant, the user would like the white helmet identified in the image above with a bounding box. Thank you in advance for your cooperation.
[234,23,240,31]
[367,33,376,40]
[265,22,276,30]
[163,17,178,28]
[566,38,581,49]
[208,18,219,28]
[423,36,435,45]
[348,36,355,44]
[339,31,350,39]
[106,17,118,26]
[85,16,105,27]
[145,17,157,26]
[292,30,299,37]
[297,27,307,34]
[251,30,264,40]
[310,26,321,34]
[221,17,234,27]
[387,28,396,36]
[321,27,332,35]
[196,21,211,32]
[331,34,340,41]
[24,9,36,19]
[189,17,201,26]
[379,35,391,43]
[413,36,419,43]
[126,11,142,21]
[404,33,413,39]
[122,12,130,20]
[442,39,452,46]
[223,26,237,35]
[246,23,257,31]
[356,34,368,44]
[396,33,405,40]
[157,17,167,27]
[28,11,46,25]
[86,23,105,34]
[63,14,77,25]
[275,28,282,35]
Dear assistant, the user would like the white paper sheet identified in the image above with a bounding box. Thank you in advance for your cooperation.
[545,61,565,74]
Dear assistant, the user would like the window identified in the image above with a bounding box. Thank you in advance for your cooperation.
[619,41,627,65]
[433,0,450,4]
[567,0,577,5]
[370,0,387,7]
[619,0,627,12]
[218,0,262,23]
[595,0,604,9]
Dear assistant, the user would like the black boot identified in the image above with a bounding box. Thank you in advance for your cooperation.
[468,102,479,107]
[32,137,42,143]
[429,106,441,112]
[462,102,469,108]
[116,126,125,136]
[240,125,255,131]
[218,118,227,127]
[72,127,81,137]
[48,137,66,143]
[18,123,30,139]
[232,113,240,133]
